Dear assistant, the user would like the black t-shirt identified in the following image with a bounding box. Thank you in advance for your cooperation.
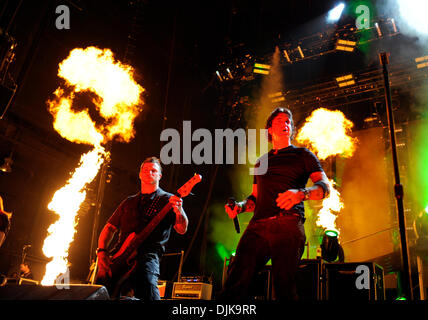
[108,188,176,254]
[252,145,324,220]
[0,212,10,235]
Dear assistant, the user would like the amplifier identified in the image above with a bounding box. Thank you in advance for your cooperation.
[180,276,211,283]
[172,282,212,300]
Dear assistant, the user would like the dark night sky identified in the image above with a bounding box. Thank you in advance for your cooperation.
[1,0,425,294]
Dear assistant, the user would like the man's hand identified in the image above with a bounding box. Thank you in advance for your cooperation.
[224,202,241,219]
[276,189,303,210]
[169,195,183,215]
[96,251,112,279]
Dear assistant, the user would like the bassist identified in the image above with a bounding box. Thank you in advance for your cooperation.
[96,157,188,300]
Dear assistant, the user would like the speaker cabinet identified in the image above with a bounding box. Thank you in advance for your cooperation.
[296,259,324,300]
[324,262,385,300]
[0,284,110,300]
[249,266,273,300]
[248,259,324,300]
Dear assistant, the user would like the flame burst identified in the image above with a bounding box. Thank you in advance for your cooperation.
[41,47,144,285]
[296,108,357,161]
[296,108,357,235]
[316,179,343,235]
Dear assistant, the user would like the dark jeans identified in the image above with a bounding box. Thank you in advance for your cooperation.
[127,251,161,301]
[220,215,306,300]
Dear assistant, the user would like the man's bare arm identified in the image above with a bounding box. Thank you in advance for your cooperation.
[307,171,330,200]
[225,184,257,219]
[174,208,188,234]
[98,223,117,250]
[276,171,330,210]
[169,195,188,234]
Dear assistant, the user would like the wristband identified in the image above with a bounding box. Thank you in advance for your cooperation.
[299,188,310,201]
[314,181,330,198]
[96,248,107,255]
[246,194,257,204]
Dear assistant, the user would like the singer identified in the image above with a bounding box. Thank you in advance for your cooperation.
[220,107,330,300]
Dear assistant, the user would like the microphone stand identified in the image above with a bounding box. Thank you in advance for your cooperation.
[379,52,413,300]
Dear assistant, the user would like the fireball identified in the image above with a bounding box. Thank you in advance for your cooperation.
[41,47,144,285]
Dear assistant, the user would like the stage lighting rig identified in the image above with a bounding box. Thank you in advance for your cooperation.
[215,54,256,83]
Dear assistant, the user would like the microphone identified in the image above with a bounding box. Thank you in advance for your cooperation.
[227,197,240,234]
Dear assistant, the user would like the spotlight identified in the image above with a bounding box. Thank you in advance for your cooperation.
[321,230,344,262]
[253,63,270,75]
[327,3,345,23]
[268,92,285,103]
[215,71,223,82]
[283,49,291,63]
[297,46,305,59]
[415,55,428,69]
[397,0,428,36]
[390,18,398,33]
[335,39,356,52]
[374,22,383,37]
[335,74,355,87]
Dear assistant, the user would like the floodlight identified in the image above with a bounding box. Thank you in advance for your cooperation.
[327,3,345,23]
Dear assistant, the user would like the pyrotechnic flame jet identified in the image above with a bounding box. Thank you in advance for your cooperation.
[296,108,357,236]
[41,47,144,285]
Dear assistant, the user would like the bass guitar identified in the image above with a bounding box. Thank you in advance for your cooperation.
[95,173,202,298]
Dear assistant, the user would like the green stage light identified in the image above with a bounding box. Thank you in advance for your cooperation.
[321,229,344,262]
[325,230,339,238]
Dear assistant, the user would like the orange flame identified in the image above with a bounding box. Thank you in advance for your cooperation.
[42,47,144,285]
[316,179,343,235]
[296,108,357,160]
[296,108,357,235]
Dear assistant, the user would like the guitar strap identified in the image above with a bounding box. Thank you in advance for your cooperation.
[137,192,163,232]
